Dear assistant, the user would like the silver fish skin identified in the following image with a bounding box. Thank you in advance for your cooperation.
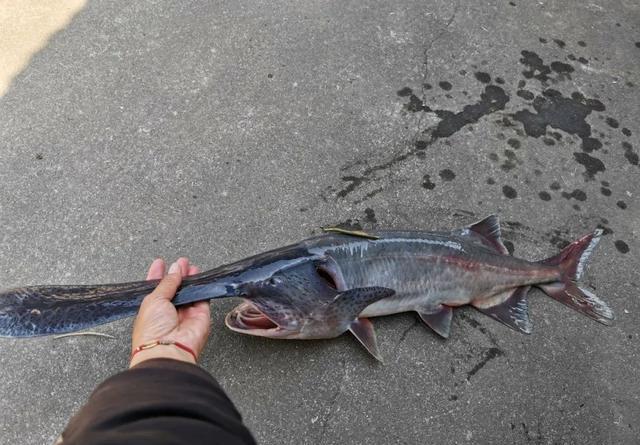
[0,216,613,359]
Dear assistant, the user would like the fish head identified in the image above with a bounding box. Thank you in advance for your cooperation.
[225,258,341,339]
[225,257,394,340]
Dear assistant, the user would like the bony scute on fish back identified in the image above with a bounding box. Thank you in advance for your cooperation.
[0,215,614,362]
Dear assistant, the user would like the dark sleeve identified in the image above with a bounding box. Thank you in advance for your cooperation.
[60,358,256,445]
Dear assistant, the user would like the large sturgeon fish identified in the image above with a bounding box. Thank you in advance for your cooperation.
[0,216,613,360]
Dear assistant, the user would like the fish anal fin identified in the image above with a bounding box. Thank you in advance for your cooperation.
[417,305,453,338]
[467,215,510,255]
[349,318,383,362]
[472,286,532,334]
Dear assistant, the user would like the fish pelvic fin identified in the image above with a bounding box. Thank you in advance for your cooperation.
[467,215,509,255]
[349,318,383,362]
[536,229,614,325]
[472,286,533,334]
[417,305,453,338]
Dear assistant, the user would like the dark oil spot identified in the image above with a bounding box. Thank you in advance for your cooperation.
[449,395,458,401]
[422,175,436,190]
[582,137,602,153]
[474,72,491,84]
[615,240,629,254]
[534,169,542,176]
[364,208,377,224]
[503,240,514,255]
[577,57,588,65]
[616,200,627,209]
[567,54,576,61]
[600,187,611,196]
[605,117,619,128]
[488,153,499,161]
[573,204,581,211]
[486,177,495,185]
[553,39,566,48]
[561,189,587,201]
[543,137,556,146]
[550,181,561,190]
[497,132,506,140]
[415,140,428,150]
[550,61,574,74]
[517,80,526,89]
[439,81,452,91]
[539,191,551,201]
[509,1,516,5]
[601,180,609,186]
[192,195,197,199]
[517,89,534,100]
[495,77,505,84]
[397,87,412,97]
[424,83,433,90]
[334,219,363,230]
[577,40,586,47]
[299,207,308,212]
[507,138,521,149]
[439,169,456,181]
[502,185,517,199]
[267,73,273,78]
[504,149,516,159]
[622,127,631,136]
[623,142,639,166]
[539,37,548,44]
[432,85,509,138]
[406,94,430,112]
[573,152,605,180]
[636,42,640,49]
[550,131,562,140]
[35,153,43,160]
[459,70,467,76]
[501,160,516,171]
[502,116,514,126]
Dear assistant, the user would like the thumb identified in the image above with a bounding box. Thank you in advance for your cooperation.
[150,261,183,301]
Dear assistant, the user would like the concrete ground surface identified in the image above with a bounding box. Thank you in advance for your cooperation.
[0,0,638,443]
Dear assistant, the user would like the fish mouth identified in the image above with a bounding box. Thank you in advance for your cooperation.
[225,301,292,338]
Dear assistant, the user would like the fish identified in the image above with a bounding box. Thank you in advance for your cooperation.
[0,216,614,360]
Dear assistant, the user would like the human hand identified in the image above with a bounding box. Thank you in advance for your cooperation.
[129,257,211,368]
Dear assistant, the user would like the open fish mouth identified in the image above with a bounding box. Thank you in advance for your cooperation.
[225,301,291,337]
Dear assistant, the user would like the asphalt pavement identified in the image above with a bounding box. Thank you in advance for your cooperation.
[0,1,638,443]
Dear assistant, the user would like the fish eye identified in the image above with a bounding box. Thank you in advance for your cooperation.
[267,277,282,286]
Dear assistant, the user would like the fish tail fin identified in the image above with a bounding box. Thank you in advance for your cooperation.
[0,281,158,337]
[536,229,614,325]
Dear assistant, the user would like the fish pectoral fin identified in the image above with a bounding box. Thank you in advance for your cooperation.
[466,215,510,255]
[472,286,532,334]
[349,318,383,362]
[335,287,395,315]
[321,227,380,240]
[417,305,453,338]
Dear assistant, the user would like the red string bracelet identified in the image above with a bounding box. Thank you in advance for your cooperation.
[131,340,197,362]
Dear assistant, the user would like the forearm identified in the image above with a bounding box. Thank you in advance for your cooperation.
[61,359,256,445]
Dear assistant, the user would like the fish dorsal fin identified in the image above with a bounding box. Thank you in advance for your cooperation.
[349,318,383,362]
[472,286,532,334]
[416,305,453,338]
[321,227,380,240]
[467,215,509,255]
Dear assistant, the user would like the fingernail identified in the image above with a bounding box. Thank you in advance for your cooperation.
[168,261,180,275]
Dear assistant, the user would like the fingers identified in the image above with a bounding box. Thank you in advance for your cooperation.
[149,260,183,301]
[146,258,166,280]
[188,265,200,276]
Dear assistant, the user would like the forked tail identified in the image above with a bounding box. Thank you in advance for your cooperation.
[537,229,614,325]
